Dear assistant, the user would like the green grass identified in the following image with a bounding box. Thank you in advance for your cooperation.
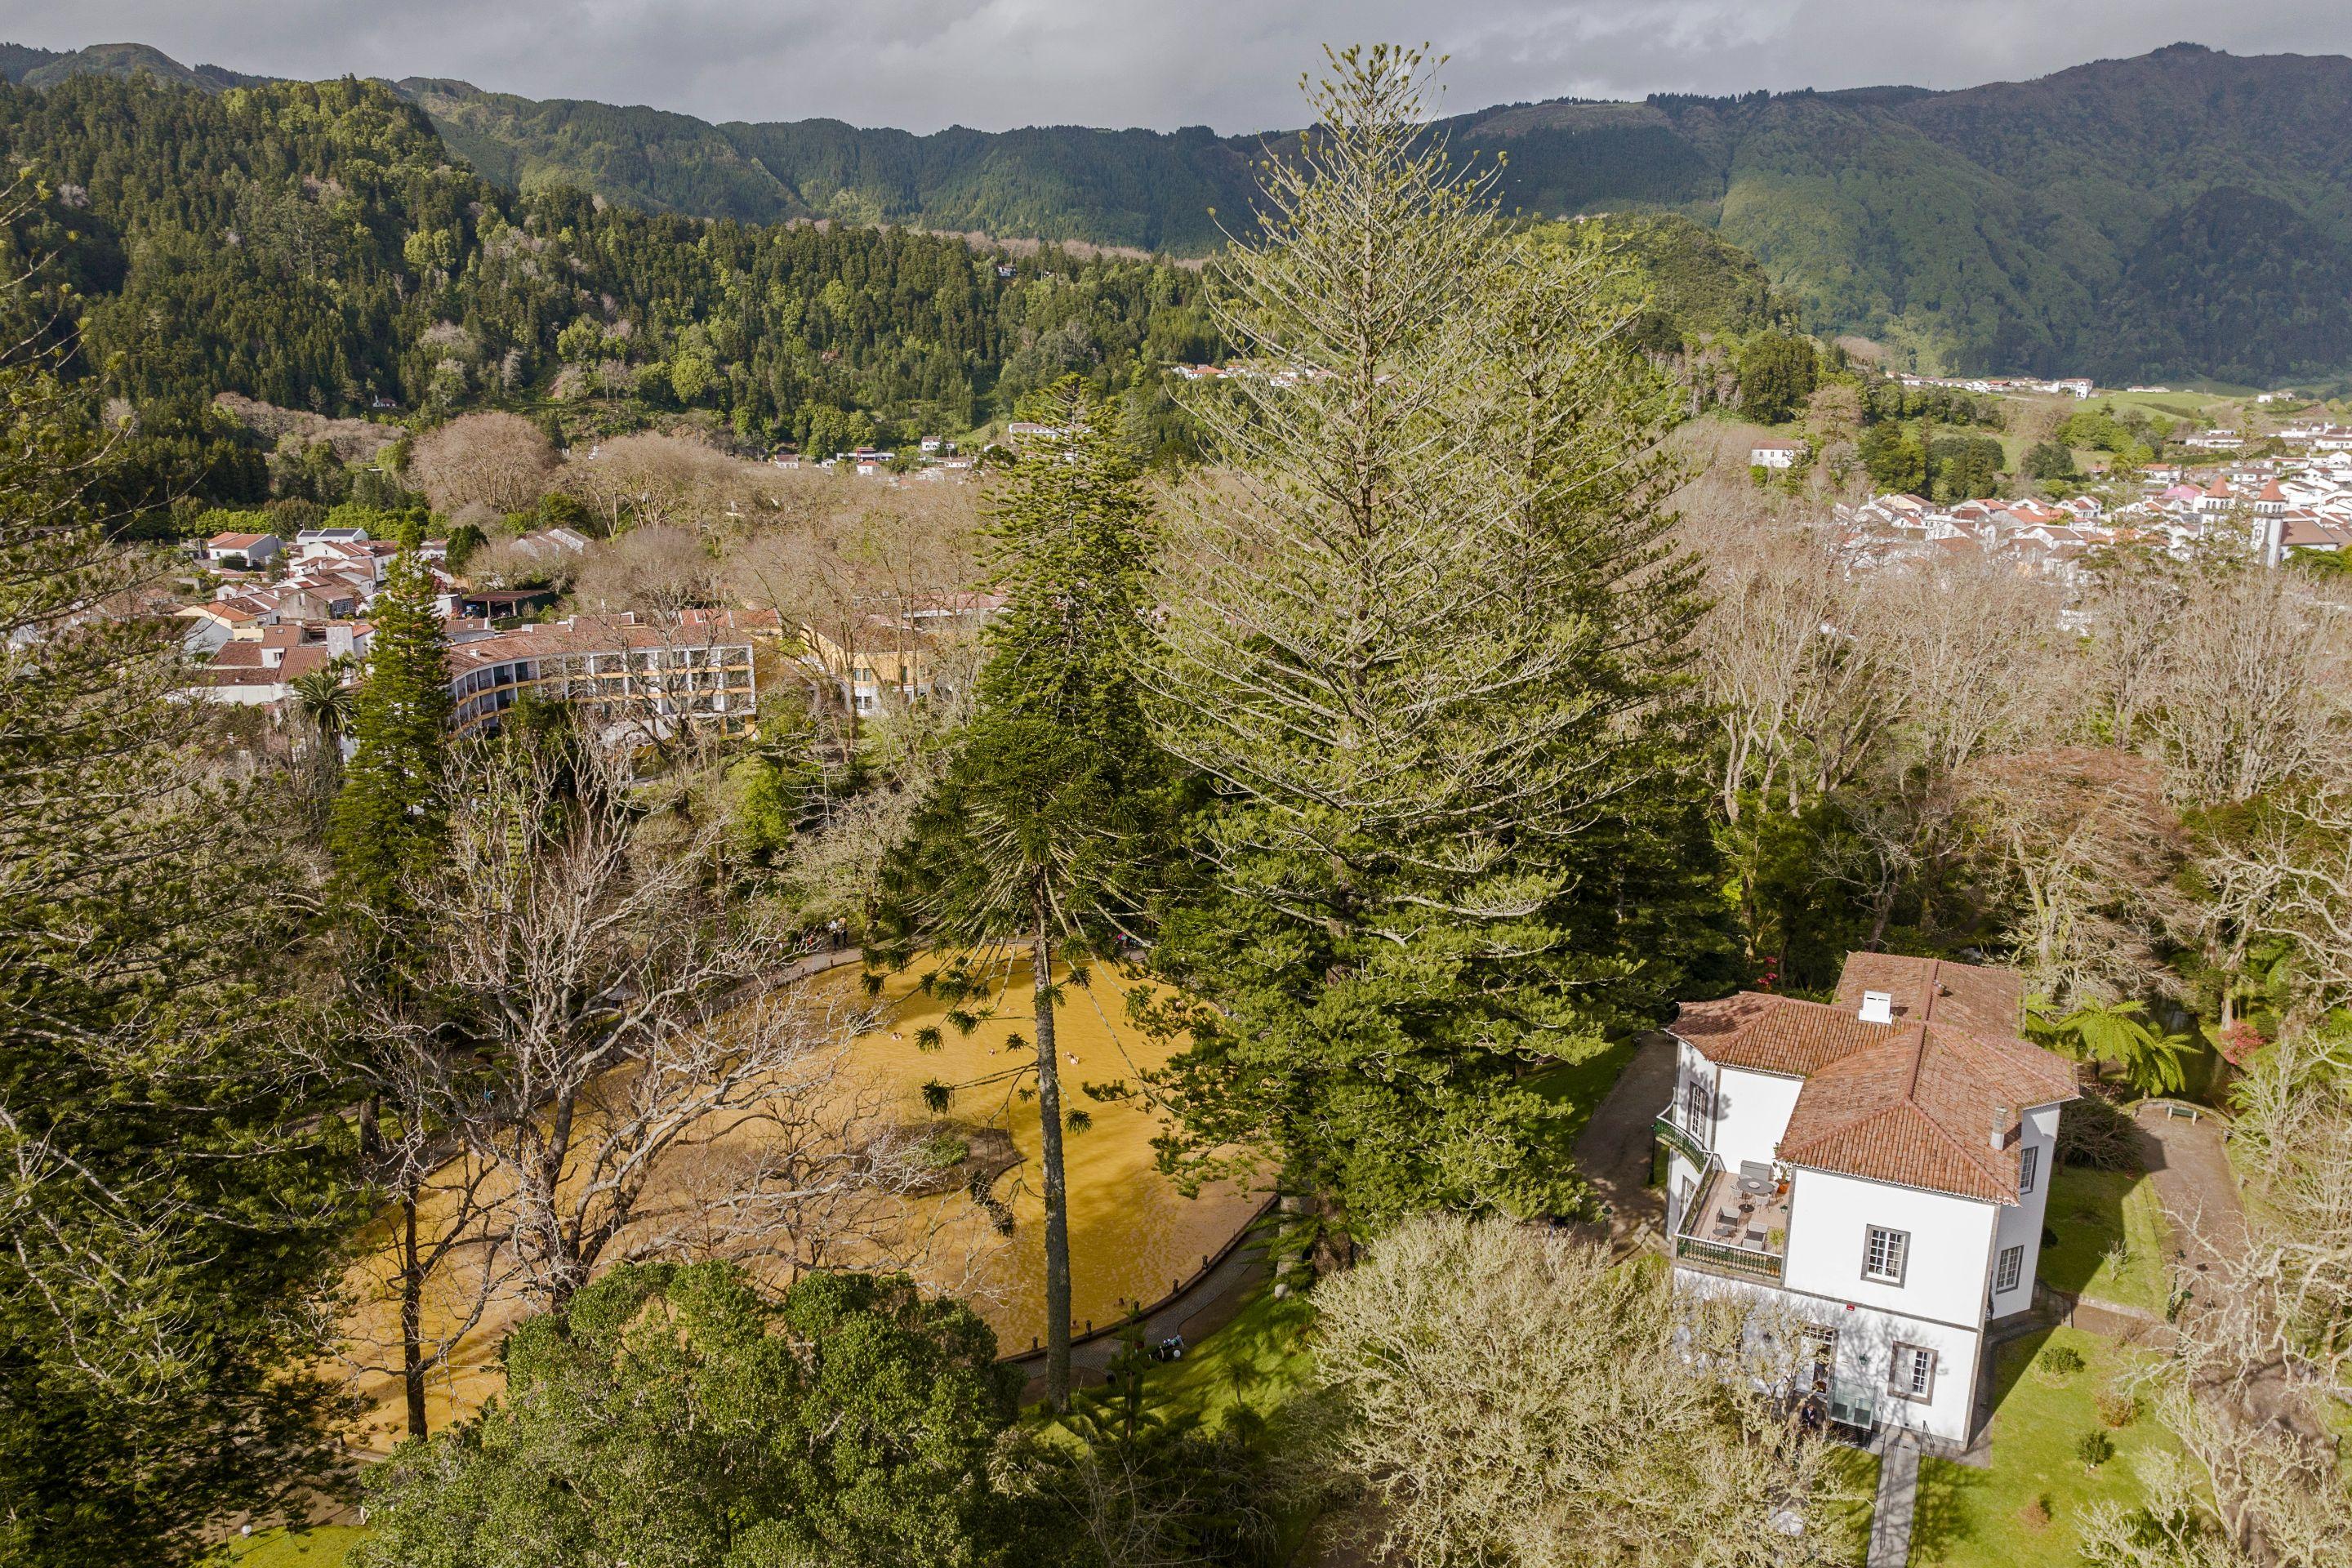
[1146,1276,1318,1428]
[2038,1164,2169,1316]
[1526,1035,1642,1140]
[215,1526,368,1567]
[1912,1327,2174,1568]
[1827,1446,1882,1562]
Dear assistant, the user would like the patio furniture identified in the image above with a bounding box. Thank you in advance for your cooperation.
[1737,1160,1775,1196]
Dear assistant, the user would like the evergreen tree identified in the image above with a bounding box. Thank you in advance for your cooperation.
[1736,331,1819,424]
[330,535,452,912]
[0,363,346,1565]
[327,528,454,1440]
[873,378,1167,1410]
[1141,48,1718,1238]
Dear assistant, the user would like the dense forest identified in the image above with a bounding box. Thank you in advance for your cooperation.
[13,39,2345,384]
[0,69,1788,524]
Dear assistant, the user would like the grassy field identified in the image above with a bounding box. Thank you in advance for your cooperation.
[1912,1327,2174,1568]
[1526,1036,1642,1132]
[2038,1164,2170,1316]
[1146,1276,1319,1428]
[219,1526,368,1566]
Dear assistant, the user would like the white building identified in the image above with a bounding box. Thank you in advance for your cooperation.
[1656,953,2076,1450]
[1751,438,1807,470]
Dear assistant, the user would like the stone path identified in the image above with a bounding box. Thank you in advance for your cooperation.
[2133,1102,2248,1279]
[1867,1434,1921,1568]
[1569,1031,1675,1250]
[1009,1232,1272,1403]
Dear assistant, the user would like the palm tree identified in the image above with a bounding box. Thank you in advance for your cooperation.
[2025,994,2194,1096]
[289,657,357,747]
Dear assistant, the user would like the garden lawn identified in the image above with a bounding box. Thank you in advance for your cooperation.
[219,1526,368,1566]
[2038,1163,2168,1316]
[1911,1327,2174,1568]
[1526,1036,1642,1142]
[1147,1276,1318,1428]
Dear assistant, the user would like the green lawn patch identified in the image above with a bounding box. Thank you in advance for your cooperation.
[1827,1446,1882,1561]
[2039,1163,2169,1316]
[1912,1327,2173,1568]
[1526,1036,1642,1138]
[1146,1276,1318,1428]
[216,1525,368,1566]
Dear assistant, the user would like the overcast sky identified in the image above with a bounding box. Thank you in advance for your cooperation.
[7,0,2351,134]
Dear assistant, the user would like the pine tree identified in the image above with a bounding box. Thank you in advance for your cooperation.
[0,363,346,1564]
[875,378,1167,1410]
[327,528,454,1439]
[1140,47,1719,1239]
[330,536,452,913]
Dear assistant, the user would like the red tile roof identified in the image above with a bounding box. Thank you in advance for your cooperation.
[1670,952,2074,1203]
[1833,952,2021,1036]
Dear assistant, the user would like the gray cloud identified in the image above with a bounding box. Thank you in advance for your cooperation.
[5,0,2350,133]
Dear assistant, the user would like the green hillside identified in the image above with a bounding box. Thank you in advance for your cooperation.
[7,39,2351,381]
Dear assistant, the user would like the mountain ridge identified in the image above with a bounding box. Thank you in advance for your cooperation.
[5,38,2352,381]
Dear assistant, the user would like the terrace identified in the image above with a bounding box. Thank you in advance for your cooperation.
[1673,1156,1790,1282]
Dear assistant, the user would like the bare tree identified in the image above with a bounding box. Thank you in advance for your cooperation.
[418,738,927,1308]
[2146,564,2347,808]
[406,411,557,516]
[1957,746,2191,1004]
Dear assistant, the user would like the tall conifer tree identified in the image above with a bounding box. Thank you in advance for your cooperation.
[0,364,345,1564]
[1140,48,1721,1239]
[875,378,1165,1410]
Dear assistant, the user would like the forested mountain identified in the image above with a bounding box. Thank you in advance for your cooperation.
[13,40,2350,381]
[0,67,1778,523]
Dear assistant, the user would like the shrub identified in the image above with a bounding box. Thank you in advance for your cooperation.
[2075,1429,2116,1471]
[2096,1390,2141,1428]
[2057,1094,2145,1171]
[2033,1343,2087,1385]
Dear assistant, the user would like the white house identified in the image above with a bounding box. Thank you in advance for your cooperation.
[201,530,281,568]
[1751,438,1808,470]
[1656,953,2076,1450]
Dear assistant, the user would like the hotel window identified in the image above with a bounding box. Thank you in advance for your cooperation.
[1889,1343,1936,1402]
[1997,1244,2025,1294]
[2018,1145,2038,1196]
[1864,1225,1909,1285]
[1683,1077,1708,1129]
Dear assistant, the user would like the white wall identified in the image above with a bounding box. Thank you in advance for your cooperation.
[1989,1102,2061,1318]
[1677,1268,1985,1444]
[1711,1066,1803,1174]
[1783,1168,1999,1332]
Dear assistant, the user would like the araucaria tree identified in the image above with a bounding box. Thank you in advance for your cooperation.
[327,531,459,1440]
[875,377,1167,1410]
[0,365,347,1564]
[1141,47,1715,1232]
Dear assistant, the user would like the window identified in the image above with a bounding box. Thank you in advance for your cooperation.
[1683,1078,1709,1129]
[1864,1226,1909,1285]
[1997,1244,2025,1294]
[2018,1145,2039,1196]
[1890,1343,1936,1401]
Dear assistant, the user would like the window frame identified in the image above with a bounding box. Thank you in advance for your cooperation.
[1996,1243,2025,1294]
[1889,1342,1938,1402]
[2018,1144,2039,1196]
[1863,1224,1910,1286]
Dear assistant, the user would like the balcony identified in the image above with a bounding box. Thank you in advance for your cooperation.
[1672,1158,1788,1284]
[1654,1111,1708,1168]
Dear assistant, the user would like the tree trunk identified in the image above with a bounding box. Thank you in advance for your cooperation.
[1031,894,1073,1411]
[400,1182,428,1440]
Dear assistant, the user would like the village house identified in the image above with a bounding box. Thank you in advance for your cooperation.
[1657,952,2076,1450]
[797,593,1004,715]
[199,530,282,568]
[1751,438,1808,470]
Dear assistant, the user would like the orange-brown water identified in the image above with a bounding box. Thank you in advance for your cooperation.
[337,951,1260,1444]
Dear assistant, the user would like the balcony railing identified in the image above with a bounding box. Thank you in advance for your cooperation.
[1670,1154,1787,1284]
[1654,1112,1708,1168]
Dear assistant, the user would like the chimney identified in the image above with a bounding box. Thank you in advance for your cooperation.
[1858,990,1894,1025]
[1990,1105,2011,1150]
